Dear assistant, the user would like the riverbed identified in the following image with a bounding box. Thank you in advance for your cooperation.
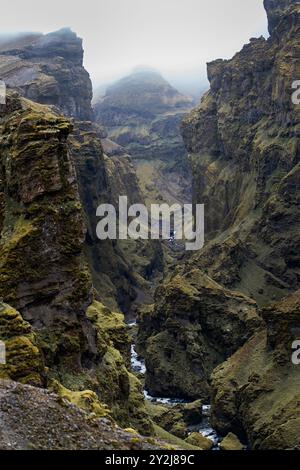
[129,330,220,449]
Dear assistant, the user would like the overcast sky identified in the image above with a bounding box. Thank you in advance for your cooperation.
[0,0,268,88]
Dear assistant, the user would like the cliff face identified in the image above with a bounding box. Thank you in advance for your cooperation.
[0,94,94,366]
[0,30,155,435]
[211,290,300,449]
[0,29,93,120]
[264,0,297,33]
[181,0,300,305]
[137,269,262,400]
[138,1,300,446]
[69,121,145,312]
[0,27,156,313]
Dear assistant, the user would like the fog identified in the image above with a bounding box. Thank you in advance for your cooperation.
[0,0,268,92]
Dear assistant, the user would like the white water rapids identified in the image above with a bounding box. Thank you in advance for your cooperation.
[129,326,220,448]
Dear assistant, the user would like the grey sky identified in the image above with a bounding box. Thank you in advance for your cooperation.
[0,0,268,87]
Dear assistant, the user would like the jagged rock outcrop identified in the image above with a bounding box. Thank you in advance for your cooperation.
[0,93,152,435]
[264,0,296,33]
[211,290,300,450]
[0,28,93,120]
[0,302,45,386]
[138,269,262,399]
[138,0,300,417]
[181,0,300,306]
[0,27,162,312]
[0,93,95,371]
[94,70,193,162]
[0,380,163,450]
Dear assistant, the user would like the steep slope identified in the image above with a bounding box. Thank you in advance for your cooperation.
[0,380,164,450]
[0,28,93,120]
[181,0,300,306]
[94,71,194,209]
[138,0,300,423]
[0,38,154,434]
[211,290,300,449]
[137,269,262,399]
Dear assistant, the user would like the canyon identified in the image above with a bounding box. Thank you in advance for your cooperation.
[0,0,299,451]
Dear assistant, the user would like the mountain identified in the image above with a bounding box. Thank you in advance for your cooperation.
[0,0,300,452]
[0,28,93,120]
[138,0,300,449]
[0,29,159,439]
[94,70,193,162]
[94,70,194,220]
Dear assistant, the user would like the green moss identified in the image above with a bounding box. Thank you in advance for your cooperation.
[50,379,111,419]
[185,432,214,450]
[86,301,130,364]
[219,433,245,451]
[0,302,45,386]
[153,424,201,451]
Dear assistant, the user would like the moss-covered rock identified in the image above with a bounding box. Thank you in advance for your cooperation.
[211,291,300,450]
[50,379,111,419]
[181,1,300,306]
[86,301,130,366]
[139,269,262,399]
[185,432,214,450]
[219,433,245,451]
[0,95,153,438]
[145,400,203,439]
[84,301,153,435]
[0,302,45,386]
[0,95,95,377]
[152,424,201,451]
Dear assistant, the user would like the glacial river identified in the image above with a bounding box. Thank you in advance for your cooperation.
[130,338,220,449]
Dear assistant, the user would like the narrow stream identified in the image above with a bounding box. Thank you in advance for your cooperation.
[129,323,220,449]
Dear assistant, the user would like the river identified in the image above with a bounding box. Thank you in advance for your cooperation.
[130,333,220,449]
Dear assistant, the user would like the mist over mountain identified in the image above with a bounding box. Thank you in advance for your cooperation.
[0,0,299,455]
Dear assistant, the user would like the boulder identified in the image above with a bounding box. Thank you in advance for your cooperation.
[185,432,214,450]
[220,433,245,451]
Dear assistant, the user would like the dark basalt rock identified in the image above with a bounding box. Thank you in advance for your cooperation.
[0,28,93,120]
[181,0,300,306]
[211,290,300,449]
[264,0,297,34]
[138,270,262,399]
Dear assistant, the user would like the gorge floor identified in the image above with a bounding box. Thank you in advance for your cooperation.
[129,321,222,450]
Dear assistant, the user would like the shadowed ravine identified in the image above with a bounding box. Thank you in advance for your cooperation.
[0,0,299,451]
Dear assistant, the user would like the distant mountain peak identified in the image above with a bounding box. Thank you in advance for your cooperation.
[101,70,193,111]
